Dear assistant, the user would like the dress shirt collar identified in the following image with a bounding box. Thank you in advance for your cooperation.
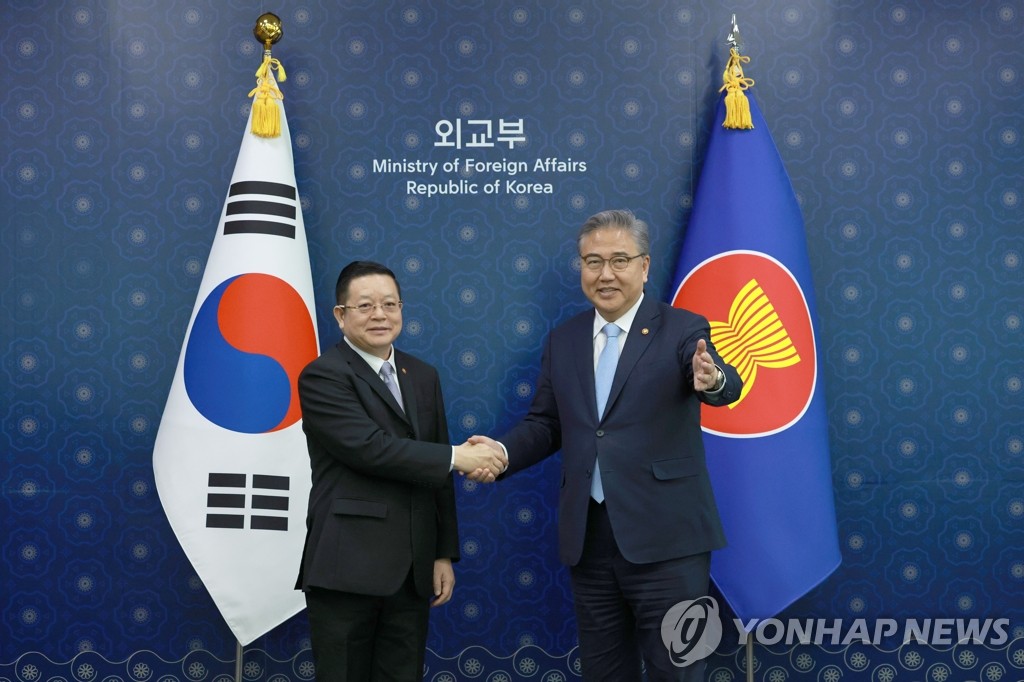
[343,336,397,375]
[592,292,645,339]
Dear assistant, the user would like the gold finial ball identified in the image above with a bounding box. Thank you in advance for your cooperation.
[253,13,283,47]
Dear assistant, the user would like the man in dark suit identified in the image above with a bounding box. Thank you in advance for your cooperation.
[296,260,506,681]
[471,210,743,681]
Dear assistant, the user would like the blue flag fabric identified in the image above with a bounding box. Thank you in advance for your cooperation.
[671,92,841,624]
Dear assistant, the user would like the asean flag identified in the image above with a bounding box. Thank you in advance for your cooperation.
[153,76,319,645]
[671,91,840,624]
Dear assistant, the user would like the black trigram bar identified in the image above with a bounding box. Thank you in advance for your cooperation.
[226,200,295,218]
[205,473,290,531]
[252,495,288,511]
[208,472,246,487]
[206,514,245,529]
[251,516,288,531]
[229,181,296,199]
[207,493,246,508]
[253,474,289,490]
[223,180,297,239]
[223,220,294,238]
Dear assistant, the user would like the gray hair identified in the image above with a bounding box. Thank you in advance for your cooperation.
[577,209,650,255]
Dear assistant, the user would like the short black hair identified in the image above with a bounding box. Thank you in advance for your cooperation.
[577,209,650,255]
[334,261,402,305]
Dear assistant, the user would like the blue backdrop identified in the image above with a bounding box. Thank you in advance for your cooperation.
[3,1,1022,680]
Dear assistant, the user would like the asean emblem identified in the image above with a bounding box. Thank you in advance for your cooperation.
[673,251,816,437]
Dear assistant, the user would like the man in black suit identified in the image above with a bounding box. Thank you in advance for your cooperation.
[472,210,743,681]
[296,260,506,681]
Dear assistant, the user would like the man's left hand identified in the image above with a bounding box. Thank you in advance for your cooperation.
[431,558,455,607]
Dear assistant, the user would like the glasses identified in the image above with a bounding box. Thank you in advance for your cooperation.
[335,301,403,315]
[580,254,645,272]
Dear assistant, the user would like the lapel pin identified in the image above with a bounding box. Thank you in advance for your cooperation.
[641,328,649,335]
[401,368,407,374]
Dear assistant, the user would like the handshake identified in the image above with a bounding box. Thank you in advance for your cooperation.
[452,435,506,483]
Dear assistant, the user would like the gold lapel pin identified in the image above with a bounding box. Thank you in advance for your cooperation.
[641,328,650,335]
[401,368,407,374]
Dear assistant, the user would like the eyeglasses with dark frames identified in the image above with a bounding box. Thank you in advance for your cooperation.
[334,301,403,315]
[580,254,644,272]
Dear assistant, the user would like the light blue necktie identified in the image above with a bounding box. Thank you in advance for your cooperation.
[379,363,404,413]
[592,323,620,502]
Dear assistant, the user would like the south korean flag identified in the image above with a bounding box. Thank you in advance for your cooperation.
[153,74,318,646]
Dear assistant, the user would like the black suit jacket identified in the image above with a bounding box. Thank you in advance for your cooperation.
[501,295,742,566]
[295,341,459,599]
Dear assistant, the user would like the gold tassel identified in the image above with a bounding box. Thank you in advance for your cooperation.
[248,53,287,138]
[719,48,755,129]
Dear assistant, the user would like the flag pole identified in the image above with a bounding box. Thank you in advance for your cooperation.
[737,21,753,679]
[233,19,280,682]
[251,12,286,138]
[224,18,282,678]
[720,14,755,130]
[729,19,753,675]
[746,638,754,682]
[235,18,283,681]
[726,18,755,682]
[726,13,741,54]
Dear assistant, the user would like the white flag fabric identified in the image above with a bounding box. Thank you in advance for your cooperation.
[154,85,318,646]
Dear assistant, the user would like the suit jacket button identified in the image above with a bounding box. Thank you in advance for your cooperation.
[596,429,604,437]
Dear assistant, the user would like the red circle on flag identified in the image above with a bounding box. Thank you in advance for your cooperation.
[673,251,816,437]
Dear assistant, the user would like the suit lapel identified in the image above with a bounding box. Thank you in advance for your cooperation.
[568,314,599,421]
[338,342,414,430]
[392,351,421,439]
[603,295,660,419]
